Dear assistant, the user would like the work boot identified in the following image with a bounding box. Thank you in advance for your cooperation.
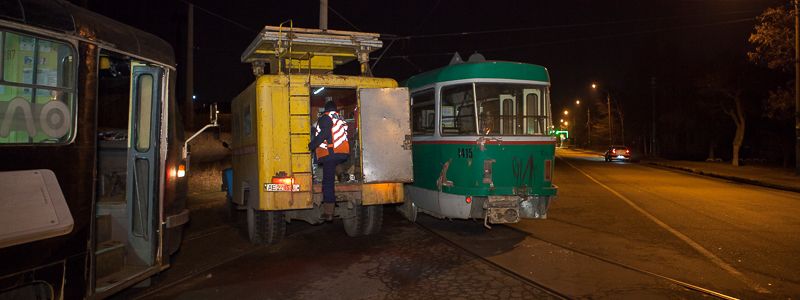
[321,202,335,221]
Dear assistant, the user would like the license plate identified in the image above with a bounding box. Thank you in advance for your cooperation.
[617,155,626,159]
[265,184,300,192]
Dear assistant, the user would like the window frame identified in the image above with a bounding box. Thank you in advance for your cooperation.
[439,83,478,136]
[0,28,78,145]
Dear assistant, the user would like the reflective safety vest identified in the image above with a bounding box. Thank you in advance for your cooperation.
[315,111,350,159]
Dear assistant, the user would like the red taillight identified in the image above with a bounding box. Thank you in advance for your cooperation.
[271,177,294,185]
[544,160,552,181]
[465,196,472,204]
[612,149,617,154]
[626,149,630,154]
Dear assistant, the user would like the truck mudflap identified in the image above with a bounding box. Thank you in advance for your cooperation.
[483,194,553,229]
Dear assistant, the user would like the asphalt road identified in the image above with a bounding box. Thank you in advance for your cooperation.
[125,149,800,299]
[512,148,800,299]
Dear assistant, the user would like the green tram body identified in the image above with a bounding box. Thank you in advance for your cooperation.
[402,61,557,227]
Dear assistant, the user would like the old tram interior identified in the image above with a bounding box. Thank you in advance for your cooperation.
[309,87,362,186]
[94,50,160,292]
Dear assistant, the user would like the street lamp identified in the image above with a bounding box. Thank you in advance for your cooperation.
[563,110,569,115]
[576,99,580,105]
[592,83,614,145]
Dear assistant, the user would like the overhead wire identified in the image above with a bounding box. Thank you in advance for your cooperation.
[377,17,756,60]
[177,0,258,33]
[384,9,762,41]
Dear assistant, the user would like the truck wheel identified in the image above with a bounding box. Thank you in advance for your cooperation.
[362,205,383,236]
[343,204,383,237]
[397,200,417,223]
[247,208,285,245]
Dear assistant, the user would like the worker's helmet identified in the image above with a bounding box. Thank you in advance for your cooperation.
[324,101,337,112]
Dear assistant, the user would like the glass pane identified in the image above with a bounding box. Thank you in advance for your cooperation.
[136,74,153,151]
[36,38,74,88]
[3,32,36,85]
[440,84,475,135]
[411,90,435,135]
[0,85,74,143]
[1,30,77,145]
[476,83,548,136]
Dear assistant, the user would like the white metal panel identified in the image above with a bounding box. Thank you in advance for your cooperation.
[0,169,73,248]
[359,88,413,183]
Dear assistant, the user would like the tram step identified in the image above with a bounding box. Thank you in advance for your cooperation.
[95,240,126,278]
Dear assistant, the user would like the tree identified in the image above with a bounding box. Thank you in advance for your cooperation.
[748,6,794,72]
[748,5,796,167]
[698,73,747,167]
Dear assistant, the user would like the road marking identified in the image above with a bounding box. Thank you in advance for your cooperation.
[558,155,770,294]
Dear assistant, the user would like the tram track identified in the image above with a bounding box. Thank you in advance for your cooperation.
[507,224,740,300]
[418,217,740,299]
[413,221,571,300]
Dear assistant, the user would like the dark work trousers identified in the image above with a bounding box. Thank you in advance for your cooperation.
[321,155,347,203]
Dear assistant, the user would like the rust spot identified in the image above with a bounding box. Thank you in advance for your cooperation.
[437,160,454,190]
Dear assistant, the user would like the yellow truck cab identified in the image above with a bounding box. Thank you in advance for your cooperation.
[230,25,413,244]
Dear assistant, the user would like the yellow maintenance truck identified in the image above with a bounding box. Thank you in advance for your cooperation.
[229,25,413,244]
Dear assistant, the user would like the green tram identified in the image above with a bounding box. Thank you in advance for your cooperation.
[399,61,557,228]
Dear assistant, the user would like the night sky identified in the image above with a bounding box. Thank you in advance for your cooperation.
[72,0,778,104]
[71,0,791,159]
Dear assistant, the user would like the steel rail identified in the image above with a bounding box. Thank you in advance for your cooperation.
[505,225,740,300]
[414,222,571,300]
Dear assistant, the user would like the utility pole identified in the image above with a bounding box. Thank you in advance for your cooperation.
[319,0,328,30]
[607,93,613,145]
[587,107,591,147]
[651,77,657,156]
[186,3,195,130]
[795,0,799,174]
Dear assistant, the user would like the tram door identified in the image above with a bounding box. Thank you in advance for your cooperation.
[126,63,162,266]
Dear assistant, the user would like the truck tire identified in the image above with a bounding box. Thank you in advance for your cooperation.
[247,208,285,245]
[343,204,383,237]
[397,200,417,223]
[362,205,383,236]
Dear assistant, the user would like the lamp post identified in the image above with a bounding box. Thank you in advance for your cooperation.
[592,83,613,145]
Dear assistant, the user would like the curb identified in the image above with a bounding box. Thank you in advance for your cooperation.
[646,161,800,194]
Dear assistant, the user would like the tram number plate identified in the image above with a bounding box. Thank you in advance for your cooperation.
[264,184,300,192]
[457,148,473,158]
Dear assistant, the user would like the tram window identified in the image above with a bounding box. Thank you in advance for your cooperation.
[0,30,76,144]
[440,84,476,135]
[475,83,547,136]
[411,89,434,135]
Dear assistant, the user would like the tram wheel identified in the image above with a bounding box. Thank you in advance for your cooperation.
[247,208,285,245]
[397,200,417,223]
[343,204,383,237]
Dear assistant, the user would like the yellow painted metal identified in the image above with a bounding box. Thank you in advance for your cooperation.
[288,56,334,70]
[290,135,310,154]
[231,73,400,211]
[361,183,404,205]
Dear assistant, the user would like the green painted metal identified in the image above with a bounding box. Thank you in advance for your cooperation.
[404,61,550,90]
[412,142,556,197]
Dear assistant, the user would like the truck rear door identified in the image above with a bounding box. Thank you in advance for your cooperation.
[358,88,413,183]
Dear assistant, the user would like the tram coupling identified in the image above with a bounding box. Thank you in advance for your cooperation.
[483,195,552,229]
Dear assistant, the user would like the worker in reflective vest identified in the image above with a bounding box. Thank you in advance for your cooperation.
[308,101,350,220]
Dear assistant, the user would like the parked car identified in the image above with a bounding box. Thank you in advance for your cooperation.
[604,145,631,162]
